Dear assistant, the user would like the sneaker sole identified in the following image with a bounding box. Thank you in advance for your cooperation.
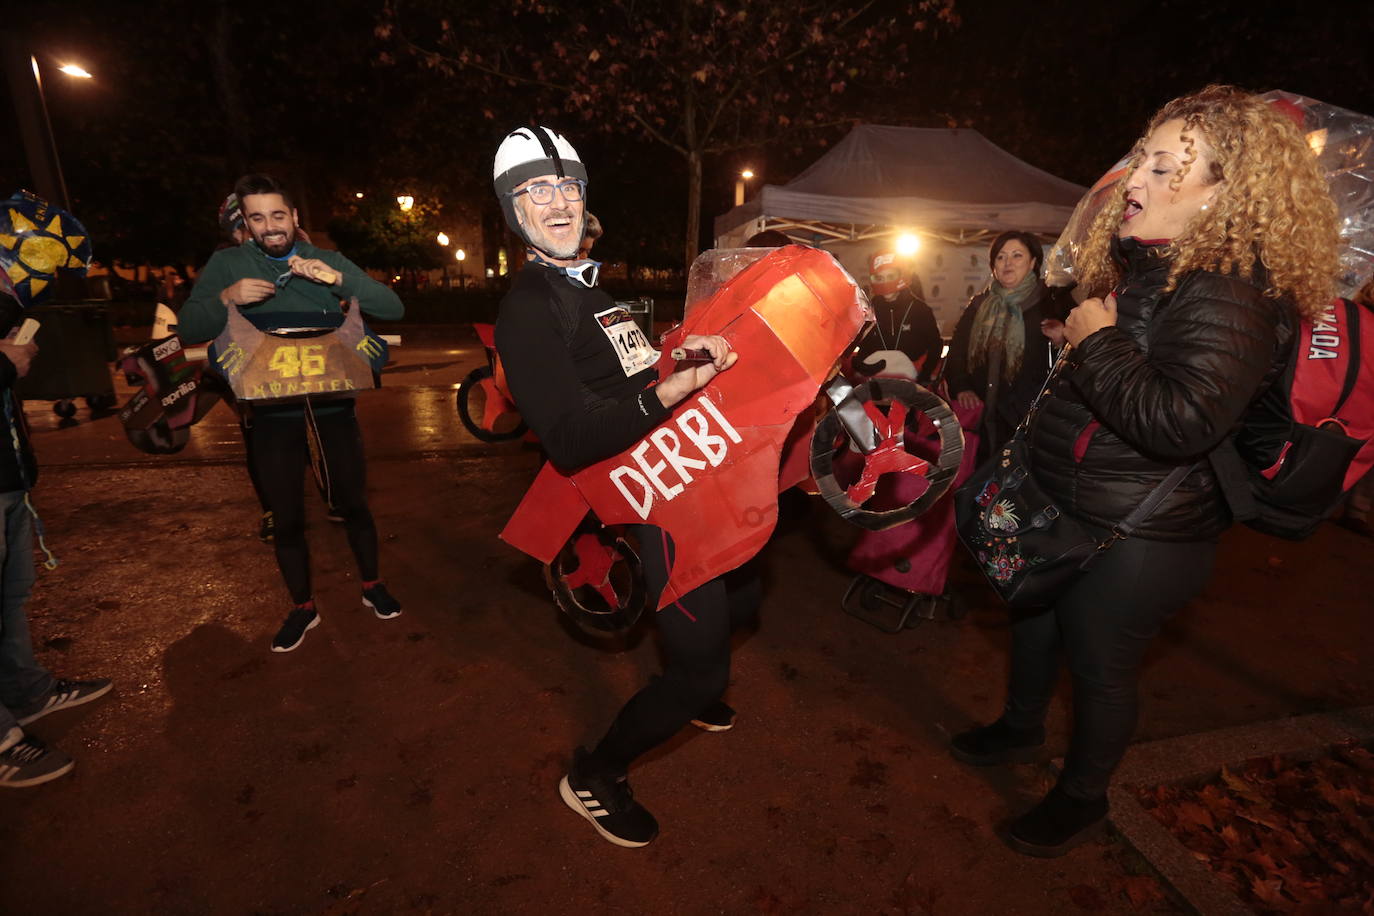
[271,614,320,653]
[362,597,401,620]
[949,742,1043,767]
[0,757,75,788]
[17,681,115,726]
[558,775,654,848]
[690,719,734,732]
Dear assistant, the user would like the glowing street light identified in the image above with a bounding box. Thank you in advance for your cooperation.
[455,248,467,289]
[455,248,466,262]
[735,168,756,207]
[57,63,92,79]
[396,195,414,212]
[895,233,921,256]
[354,191,364,199]
[436,232,450,246]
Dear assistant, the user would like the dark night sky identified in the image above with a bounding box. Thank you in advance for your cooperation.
[4,0,1372,266]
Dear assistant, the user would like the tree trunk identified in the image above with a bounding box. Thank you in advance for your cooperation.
[684,148,702,270]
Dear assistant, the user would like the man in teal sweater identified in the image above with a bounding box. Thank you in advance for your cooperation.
[181,174,404,653]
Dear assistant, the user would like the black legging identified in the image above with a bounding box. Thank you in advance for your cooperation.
[1001,529,1216,800]
[587,526,759,774]
[249,402,379,604]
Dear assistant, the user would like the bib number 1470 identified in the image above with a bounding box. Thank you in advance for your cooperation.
[268,344,326,378]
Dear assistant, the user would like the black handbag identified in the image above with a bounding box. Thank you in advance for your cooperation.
[954,352,1192,609]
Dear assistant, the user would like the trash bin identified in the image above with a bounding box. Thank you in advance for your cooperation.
[16,300,118,416]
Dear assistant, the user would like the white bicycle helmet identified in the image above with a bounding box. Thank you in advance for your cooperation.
[493,126,588,239]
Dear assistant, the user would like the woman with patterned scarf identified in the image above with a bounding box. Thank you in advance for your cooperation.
[944,231,1069,459]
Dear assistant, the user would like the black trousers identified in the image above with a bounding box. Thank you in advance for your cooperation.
[588,527,760,774]
[1001,531,1216,800]
[249,404,379,604]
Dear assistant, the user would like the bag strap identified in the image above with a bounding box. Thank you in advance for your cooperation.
[1102,463,1195,549]
[1206,438,1260,521]
[1011,346,1075,440]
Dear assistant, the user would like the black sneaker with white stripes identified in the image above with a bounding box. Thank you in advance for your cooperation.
[16,677,114,726]
[558,747,658,848]
[0,734,74,788]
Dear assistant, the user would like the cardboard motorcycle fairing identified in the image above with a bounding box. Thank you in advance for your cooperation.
[500,245,870,608]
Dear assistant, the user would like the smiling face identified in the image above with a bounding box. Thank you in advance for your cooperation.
[1119,118,1221,241]
[513,174,585,262]
[241,192,298,257]
[993,239,1035,289]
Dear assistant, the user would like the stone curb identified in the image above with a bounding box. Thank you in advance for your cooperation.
[1106,706,1374,915]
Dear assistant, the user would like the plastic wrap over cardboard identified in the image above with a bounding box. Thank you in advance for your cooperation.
[1045,91,1374,297]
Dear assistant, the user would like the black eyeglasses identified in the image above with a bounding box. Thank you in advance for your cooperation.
[511,179,586,206]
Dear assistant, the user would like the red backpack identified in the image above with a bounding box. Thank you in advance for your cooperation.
[1217,297,1374,539]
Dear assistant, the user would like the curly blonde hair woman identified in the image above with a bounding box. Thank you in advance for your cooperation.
[1076,84,1340,319]
[950,86,1341,858]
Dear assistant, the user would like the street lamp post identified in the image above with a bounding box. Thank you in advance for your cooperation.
[436,232,450,287]
[455,249,466,289]
[734,168,755,207]
[1,36,89,210]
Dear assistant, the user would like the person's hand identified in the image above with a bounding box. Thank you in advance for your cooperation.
[1065,294,1117,347]
[219,278,276,307]
[1040,318,1067,347]
[656,334,737,408]
[0,338,37,378]
[956,390,982,410]
[288,256,341,285]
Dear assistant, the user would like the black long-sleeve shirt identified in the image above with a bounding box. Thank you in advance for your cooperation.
[495,263,669,470]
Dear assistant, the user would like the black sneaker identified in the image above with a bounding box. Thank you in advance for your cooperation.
[1004,786,1109,857]
[259,511,275,543]
[362,583,402,620]
[950,719,1045,766]
[691,700,737,732]
[0,735,75,788]
[16,677,114,726]
[271,605,319,653]
[558,748,658,848]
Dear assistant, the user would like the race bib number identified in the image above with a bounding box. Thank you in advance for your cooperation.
[595,305,659,377]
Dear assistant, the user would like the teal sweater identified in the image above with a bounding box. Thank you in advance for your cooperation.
[180,240,403,418]
[179,240,403,344]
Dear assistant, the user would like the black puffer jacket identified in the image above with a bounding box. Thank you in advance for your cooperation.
[1028,238,1292,541]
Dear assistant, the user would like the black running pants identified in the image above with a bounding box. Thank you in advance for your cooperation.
[1001,530,1216,800]
[588,527,759,773]
[249,404,379,604]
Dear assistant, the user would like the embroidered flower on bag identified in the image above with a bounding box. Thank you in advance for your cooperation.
[975,480,1001,507]
[986,498,1020,533]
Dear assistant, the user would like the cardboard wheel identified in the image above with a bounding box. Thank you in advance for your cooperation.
[810,378,963,531]
[456,365,528,442]
[543,530,648,637]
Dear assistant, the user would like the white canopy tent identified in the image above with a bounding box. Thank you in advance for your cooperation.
[714,124,1088,248]
[713,125,1087,328]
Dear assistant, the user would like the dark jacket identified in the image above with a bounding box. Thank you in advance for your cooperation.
[945,280,1063,447]
[1027,238,1292,541]
[853,288,943,382]
[0,354,37,492]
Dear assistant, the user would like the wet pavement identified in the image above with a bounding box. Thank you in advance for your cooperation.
[4,323,1374,915]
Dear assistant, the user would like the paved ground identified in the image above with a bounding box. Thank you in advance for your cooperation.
[3,324,1373,915]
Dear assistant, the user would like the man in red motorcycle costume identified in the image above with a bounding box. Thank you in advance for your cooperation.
[493,125,751,848]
